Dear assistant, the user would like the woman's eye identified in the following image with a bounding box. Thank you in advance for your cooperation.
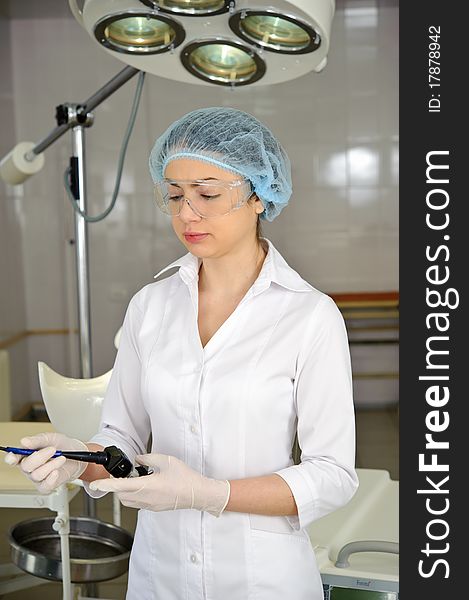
[200,194,220,200]
[169,195,182,201]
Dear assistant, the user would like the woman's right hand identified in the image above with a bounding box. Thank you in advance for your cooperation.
[4,432,89,494]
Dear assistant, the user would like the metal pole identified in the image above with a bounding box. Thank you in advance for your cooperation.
[71,126,93,381]
[71,125,97,525]
[24,123,70,158]
[71,122,99,600]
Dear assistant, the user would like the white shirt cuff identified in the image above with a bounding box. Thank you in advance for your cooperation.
[274,465,318,530]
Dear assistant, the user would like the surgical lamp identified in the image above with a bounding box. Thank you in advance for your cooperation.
[70,0,336,86]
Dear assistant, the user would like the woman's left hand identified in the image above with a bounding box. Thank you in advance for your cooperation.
[89,453,230,517]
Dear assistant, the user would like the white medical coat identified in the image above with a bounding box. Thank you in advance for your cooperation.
[87,238,358,600]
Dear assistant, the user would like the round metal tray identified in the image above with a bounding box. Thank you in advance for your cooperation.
[9,516,133,583]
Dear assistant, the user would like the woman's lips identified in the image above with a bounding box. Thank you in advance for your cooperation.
[183,233,209,243]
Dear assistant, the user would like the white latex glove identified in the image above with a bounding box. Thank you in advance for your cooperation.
[90,453,231,517]
[4,432,88,494]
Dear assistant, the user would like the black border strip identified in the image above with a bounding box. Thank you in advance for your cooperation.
[400,3,464,596]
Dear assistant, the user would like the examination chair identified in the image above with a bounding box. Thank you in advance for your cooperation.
[37,361,124,527]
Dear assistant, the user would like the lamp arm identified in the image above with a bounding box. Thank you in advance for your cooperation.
[81,66,140,113]
[1,65,140,185]
[27,66,140,160]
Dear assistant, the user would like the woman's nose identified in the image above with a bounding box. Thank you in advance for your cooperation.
[178,197,202,221]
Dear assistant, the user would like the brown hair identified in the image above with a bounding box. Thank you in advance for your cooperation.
[256,217,263,241]
[248,192,264,242]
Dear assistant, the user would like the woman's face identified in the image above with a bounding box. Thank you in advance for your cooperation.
[164,158,264,259]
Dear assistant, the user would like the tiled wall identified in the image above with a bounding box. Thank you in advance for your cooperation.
[0,13,31,418]
[2,1,398,412]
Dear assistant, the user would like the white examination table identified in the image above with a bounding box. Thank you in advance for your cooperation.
[308,468,399,599]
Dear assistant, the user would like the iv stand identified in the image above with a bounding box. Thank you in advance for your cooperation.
[26,65,139,378]
[25,64,140,510]
[21,67,140,598]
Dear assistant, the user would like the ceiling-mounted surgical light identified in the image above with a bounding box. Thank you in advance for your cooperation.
[181,39,265,86]
[94,11,185,54]
[229,10,321,54]
[140,0,233,17]
[70,0,336,86]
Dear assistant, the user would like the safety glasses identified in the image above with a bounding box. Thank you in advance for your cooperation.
[154,178,253,218]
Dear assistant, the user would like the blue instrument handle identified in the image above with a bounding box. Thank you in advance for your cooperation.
[1,446,62,458]
[1,445,149,473]
[0,446,109,464]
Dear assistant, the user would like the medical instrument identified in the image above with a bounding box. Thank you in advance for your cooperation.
[1,445,152,478]
[89,453,230,516]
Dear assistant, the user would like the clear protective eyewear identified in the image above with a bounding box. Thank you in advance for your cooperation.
[154,178,254,218]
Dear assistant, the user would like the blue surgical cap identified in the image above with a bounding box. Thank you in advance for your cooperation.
[148,106,292,221]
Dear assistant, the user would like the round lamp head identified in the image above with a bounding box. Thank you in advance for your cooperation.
[94,11,185,54]
[181,39,266,86]
[229,10,321,54]
[140,0,232,17]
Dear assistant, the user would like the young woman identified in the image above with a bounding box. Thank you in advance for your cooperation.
[6,107,358,600]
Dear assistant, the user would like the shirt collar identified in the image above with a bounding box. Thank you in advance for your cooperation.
[153,238,312,294]
[153,247,202,287]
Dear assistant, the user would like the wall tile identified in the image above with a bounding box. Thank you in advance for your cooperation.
[313,144,348,187]
[345,45,379,95]
[380,187,399,233]
[347,92,380,141]
[347,143,381,186]
[348,187,381,233]
[288,186,348,233]
[313,96,348,142]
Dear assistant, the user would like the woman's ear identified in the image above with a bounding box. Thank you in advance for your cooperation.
[250,193,265,214]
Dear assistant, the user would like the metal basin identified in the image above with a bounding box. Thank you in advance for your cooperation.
[9,516,133,583]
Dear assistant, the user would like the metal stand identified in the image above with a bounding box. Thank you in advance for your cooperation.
[24,65,139,388]
[0,482,81,600]
[71,123,93,382]
[70,116,95,523]
[19,65,140,599]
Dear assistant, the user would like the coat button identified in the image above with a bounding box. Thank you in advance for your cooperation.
[190,425,197,433]
[190,554,198,563]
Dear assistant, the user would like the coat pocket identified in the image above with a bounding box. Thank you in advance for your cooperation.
[249,513,310,542]
[249,525,324,600]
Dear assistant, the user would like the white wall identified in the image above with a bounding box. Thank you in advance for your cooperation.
[3,1,398,410]
[0,12,31,418]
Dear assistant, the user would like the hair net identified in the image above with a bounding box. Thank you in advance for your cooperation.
[148,106,292,221]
